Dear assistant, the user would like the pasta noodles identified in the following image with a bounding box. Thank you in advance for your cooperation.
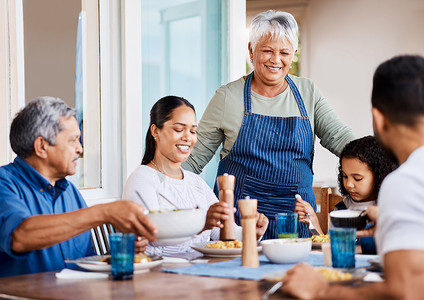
[311,234,330,243]
[314,267,353,281]
[204,240,243,249]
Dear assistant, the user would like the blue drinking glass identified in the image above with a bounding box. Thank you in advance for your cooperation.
[329,227,356,268]
[275,213,298,238]
[109,233,135,280]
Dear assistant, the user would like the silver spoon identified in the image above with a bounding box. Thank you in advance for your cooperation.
[134,191,150,215]
[158,192,182,210]
[262,281,283,300]
[295,194,320,235]
[306,213,320,236]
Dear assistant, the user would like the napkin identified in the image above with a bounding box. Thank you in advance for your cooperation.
[55,268,108,280]
[363,272,384,282]
[162,257,209,264]
[162,257,189,263]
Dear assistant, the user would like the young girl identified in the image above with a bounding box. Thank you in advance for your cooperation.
[295,135,398,235]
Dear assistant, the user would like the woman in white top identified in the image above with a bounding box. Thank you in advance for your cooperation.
[123,96,268,258]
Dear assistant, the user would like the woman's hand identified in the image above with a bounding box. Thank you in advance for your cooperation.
[202,202,236,231]
[255,213,268,240]
[357,205,378,237]
[135,236,149,253]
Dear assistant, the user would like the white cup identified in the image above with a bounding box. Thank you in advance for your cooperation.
[322,243,332,266]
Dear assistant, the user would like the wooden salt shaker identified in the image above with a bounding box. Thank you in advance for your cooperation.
[217,173,236,241]
[239,197,259,267]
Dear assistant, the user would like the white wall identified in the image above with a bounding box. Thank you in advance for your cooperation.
[302,0,424,186]
[246,0,424,187]
[23,0,80,106]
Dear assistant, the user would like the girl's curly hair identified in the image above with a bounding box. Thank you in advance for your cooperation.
[337,136,398,201]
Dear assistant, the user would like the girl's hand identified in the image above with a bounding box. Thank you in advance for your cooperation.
[255,213,269,240]
[135,236,149,253]
[294,201,309,224]
[366,205,378,221]
[294,195,315,224]
[357,205,378,237]
[202,202,236,231]
[295,194,324,235]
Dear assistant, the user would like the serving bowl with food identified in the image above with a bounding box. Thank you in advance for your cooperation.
[149,208,206,246]
[261,238,312,264]
[329,209,368,230]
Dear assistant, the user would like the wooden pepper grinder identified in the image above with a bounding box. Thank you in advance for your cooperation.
[217,173,236,241]
[239,196,259,267]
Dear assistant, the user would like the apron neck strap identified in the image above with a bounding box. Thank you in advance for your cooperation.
[244,72,309,118]
[243,72,254,113]
[285,75,308,117]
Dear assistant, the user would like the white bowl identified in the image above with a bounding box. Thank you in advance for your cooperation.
[261,238,312,264]
[148,209,206,246]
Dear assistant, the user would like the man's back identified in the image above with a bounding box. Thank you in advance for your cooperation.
[376,145,424,259]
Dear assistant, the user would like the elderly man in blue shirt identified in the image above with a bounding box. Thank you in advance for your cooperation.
[0,97,157,278]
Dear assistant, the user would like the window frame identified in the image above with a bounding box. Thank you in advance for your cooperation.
[0,0,246,205]
[0,0,124,205]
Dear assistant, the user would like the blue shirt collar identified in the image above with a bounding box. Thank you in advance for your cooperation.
[14,156,69,194]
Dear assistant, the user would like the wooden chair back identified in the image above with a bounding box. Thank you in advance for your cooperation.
[314,187,344,234]
[329,192,344,213]
[90,223,116,255]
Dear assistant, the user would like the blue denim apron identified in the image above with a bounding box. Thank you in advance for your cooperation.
[215,72,316,239]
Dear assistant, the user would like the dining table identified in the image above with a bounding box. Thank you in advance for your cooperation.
[0,256,291,300]
[0,243,379,300]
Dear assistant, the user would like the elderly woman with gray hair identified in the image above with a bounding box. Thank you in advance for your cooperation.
[183,10,355,239]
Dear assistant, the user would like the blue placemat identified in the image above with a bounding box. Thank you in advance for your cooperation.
[162,252,378,280]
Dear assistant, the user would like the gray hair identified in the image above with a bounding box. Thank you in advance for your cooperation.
[249,10,298,54]
[10,96,77,158]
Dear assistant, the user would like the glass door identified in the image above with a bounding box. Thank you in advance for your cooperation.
[141,0,224,186]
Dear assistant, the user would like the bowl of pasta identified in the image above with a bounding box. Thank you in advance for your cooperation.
[261,238,312,264]
[149,208,206,246]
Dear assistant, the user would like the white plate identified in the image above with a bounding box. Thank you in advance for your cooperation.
[263,267,367,284]
[191,244,262,257]
[68,255,163,272]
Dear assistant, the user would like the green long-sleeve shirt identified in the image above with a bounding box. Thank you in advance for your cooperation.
[183,75,355,174]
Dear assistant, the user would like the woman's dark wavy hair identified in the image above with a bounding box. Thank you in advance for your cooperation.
[141,95,195,165]
[337,135,398,201]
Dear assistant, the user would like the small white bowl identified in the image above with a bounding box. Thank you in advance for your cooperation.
[261,238,312,264]
[148,209,206,246]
